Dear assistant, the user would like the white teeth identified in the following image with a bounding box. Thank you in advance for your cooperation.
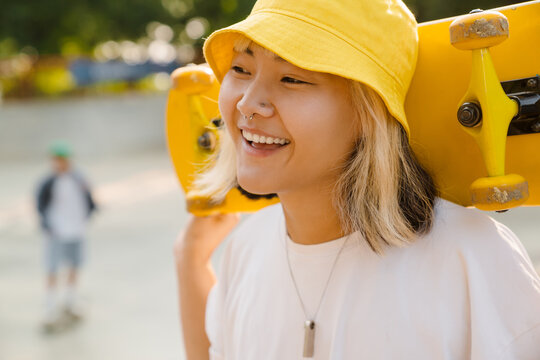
[242,130,289,145]
[243,131,253,141]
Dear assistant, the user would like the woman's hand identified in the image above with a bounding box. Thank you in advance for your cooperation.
[174,213,240,266]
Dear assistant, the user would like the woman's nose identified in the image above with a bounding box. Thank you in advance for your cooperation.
[236,80,275,119]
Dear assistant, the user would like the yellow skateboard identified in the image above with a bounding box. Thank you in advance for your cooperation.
[166,1,540,215]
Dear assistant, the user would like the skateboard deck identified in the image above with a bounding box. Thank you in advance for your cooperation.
[166,1,540,215]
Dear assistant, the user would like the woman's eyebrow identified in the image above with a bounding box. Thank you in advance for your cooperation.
[241,47,285,62]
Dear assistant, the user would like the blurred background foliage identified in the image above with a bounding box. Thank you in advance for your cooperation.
[0,0,527,99]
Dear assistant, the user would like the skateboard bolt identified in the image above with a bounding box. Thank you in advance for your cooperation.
[458,102,482,127]
[527,78,538,89]
[198,131,216,151]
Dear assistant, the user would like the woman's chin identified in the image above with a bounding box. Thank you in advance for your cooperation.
[237,176,277,196]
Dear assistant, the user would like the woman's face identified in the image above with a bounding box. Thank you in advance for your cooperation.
[219,43,359,196]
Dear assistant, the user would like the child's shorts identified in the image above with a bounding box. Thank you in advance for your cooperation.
[44,237,85,274]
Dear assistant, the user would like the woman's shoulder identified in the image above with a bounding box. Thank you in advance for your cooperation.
[428,200,540,357]
[430,197,518,247]
[423,198,535,273]
[433,197,495,231]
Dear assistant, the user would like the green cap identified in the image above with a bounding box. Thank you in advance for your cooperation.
[49,141,71,158]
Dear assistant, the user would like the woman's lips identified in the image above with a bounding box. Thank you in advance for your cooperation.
[250,141,282,150]
[239,129,290,157]
[241,129,290,145]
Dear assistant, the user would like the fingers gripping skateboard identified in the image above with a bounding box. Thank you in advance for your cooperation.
[450,10,529,211]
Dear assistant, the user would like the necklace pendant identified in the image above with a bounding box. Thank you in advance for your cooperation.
[303,320,316,357]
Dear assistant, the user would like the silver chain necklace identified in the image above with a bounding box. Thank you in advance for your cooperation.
[285,232,350,358]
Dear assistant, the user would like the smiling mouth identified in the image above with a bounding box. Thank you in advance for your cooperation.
[241,129,290,149]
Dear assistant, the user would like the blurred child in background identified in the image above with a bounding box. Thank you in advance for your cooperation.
[36,142,96,331]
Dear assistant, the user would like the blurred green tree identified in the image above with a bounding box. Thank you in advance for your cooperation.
[0,0,256,57]
[1,0,178,56]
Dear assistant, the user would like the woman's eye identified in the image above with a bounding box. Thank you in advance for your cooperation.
[231,66,249,75]
[281,76,309,84]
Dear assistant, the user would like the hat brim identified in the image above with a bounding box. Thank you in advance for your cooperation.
[203,10,410,135]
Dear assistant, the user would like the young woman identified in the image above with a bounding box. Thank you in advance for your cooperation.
[174,0,540,359]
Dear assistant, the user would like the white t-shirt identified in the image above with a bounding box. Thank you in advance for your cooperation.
[205,198,540,359]
[47,174,88,242]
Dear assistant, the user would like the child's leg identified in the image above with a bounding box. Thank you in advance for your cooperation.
[45,273,57,309]
[43,237,61,326]
[63,240,84,315]
[65,267,78,307]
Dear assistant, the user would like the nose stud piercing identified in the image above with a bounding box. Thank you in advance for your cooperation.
[247,114,254,121]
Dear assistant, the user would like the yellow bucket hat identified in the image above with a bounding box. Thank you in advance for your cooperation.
[203,0,418,136]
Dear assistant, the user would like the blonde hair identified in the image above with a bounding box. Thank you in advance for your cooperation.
[193,38,436,253]
[334,82,436,253]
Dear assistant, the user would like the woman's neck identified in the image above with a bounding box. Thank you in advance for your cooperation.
[278,184,344,245]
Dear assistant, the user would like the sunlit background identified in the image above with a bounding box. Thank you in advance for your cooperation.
[0,0,537,359]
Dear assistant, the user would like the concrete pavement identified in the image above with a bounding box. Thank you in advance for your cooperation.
[0,152,190,360]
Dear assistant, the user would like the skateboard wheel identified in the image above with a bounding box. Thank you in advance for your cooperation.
[470,174,529,211]
[450,10,509,50]
[171,65,216,94]
[197,131,217,151]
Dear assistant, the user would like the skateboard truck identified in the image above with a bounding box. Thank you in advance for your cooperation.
[502,75,540,136]
[450,9,529,211]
